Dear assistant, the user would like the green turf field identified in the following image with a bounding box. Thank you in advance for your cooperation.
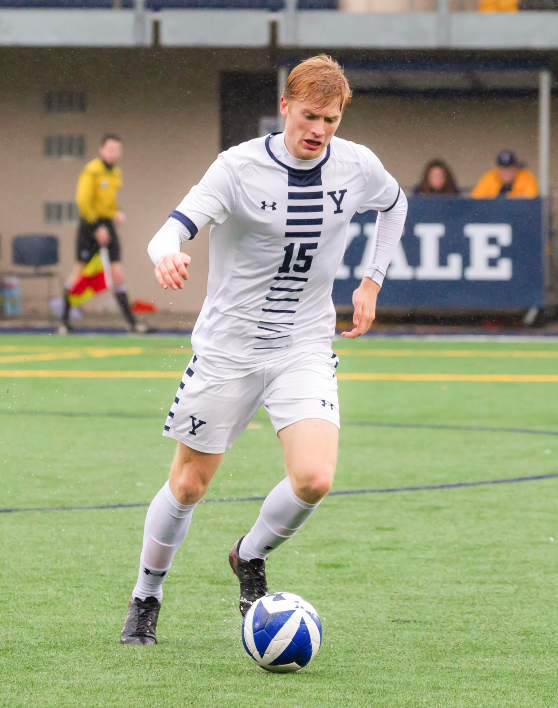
[1,334,557,707]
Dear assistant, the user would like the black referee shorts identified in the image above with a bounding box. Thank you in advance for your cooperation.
[76,219,121,263]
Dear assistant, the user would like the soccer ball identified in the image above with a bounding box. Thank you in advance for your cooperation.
[242,592,322,673]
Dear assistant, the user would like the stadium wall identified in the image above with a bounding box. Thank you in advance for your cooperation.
[1,47,556,317]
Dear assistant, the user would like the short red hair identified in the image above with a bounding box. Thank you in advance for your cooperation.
[283,55,352,113]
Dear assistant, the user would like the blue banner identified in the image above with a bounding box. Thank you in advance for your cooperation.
[333,197,545,309]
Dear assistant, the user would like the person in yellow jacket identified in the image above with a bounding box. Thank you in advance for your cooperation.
[60,134,146,333]
[472,150,539,199]
[478,0,518,12]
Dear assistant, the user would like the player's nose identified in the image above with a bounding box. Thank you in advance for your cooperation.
[311,120,325,137]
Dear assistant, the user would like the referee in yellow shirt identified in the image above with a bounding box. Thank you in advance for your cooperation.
[60,134,145,333]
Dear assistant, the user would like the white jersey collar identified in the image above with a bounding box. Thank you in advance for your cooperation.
[265,132,331,174]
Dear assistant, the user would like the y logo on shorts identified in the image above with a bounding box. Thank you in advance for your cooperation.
[322,400,335,410]
[189,416,207,435]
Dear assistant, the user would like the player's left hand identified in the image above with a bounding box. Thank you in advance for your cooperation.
[114,211,126,226]
[341,278,380,339]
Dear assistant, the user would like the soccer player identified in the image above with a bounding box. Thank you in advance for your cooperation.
[121,55,407,644]
[59,134,146,334]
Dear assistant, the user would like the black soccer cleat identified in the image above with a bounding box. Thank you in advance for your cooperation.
[120,596,161,645]
[228,537,268,617]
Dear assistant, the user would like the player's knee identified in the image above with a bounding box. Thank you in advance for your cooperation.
[169,457,211,504]
[170,468,208,504]
[294,470,333,504]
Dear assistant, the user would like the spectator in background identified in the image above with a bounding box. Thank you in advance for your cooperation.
[472,150,538,199]
[479,0,518,11]
[414,159,459,196]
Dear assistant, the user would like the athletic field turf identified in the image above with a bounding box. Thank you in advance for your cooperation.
[1,334,557,707]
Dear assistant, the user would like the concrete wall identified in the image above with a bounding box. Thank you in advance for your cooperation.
[337,92,552,192]
[0,47,272,318]
[0,47,555,318]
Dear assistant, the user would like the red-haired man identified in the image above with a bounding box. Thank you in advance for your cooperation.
[121,55,407,644]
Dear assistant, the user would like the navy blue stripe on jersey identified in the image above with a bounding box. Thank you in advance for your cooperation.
[284,231,321,239]
[288,170,323,188]
[380,186,401,213]
[164,425,171,431]
[270,286,303,292]
[168,210,198,238]
[259,320,294,325]
[287,204,323,213]
[286,218,323,226]
[266,297,300,302]
[288,191,323,200]
[258,325,281,332]
[255,335,290,340]
[186,367,194,377]
[168,411,174,418]
[264,133,330,188]
[179,381,185,389]
[262,308,296,314]
[273,276,308,282]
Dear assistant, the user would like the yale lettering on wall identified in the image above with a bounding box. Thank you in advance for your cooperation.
[336,221,512,282]
[333,198,544,309]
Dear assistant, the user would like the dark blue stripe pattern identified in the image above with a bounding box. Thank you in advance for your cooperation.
[287,204,323,213]
[286,218,323,226]
[380,186,401,213]
[169,210,199,238]
[256,135,327,349]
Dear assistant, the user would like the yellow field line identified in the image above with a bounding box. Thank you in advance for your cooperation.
[0,347,145,365]
[0,345,190,355]
[337,373,558,382]
[334,349,558,359]
[0,352,83,364]
[1,370,558,382]
[0,370,180,378]
[84,347,144,358]
[161,348,194,355]
[0,346,56,353]
[2,345,558,359]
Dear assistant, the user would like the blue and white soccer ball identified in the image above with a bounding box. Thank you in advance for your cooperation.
[242,592,322,673]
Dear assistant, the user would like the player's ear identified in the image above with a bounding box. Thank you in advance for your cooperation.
[279,96,289,119]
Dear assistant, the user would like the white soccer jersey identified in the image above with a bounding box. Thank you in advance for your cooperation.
[149,133,405,367]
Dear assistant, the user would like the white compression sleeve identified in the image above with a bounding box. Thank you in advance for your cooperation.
[132,482,197,601]
[239,477,320,561]
[147,218,191,266]
[364,189,408,287]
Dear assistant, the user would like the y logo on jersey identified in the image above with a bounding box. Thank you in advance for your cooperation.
[327,189,347,214]
[261,201,277,211]
[189,416,207,435]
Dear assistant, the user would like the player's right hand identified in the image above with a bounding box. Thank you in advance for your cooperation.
[95,225,111,246]
[155,253,191,290]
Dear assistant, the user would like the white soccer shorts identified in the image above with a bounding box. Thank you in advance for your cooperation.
[163,348,340,454]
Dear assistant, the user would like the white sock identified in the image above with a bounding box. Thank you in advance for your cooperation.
[239,477,320,561]
[132,482,196,601]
